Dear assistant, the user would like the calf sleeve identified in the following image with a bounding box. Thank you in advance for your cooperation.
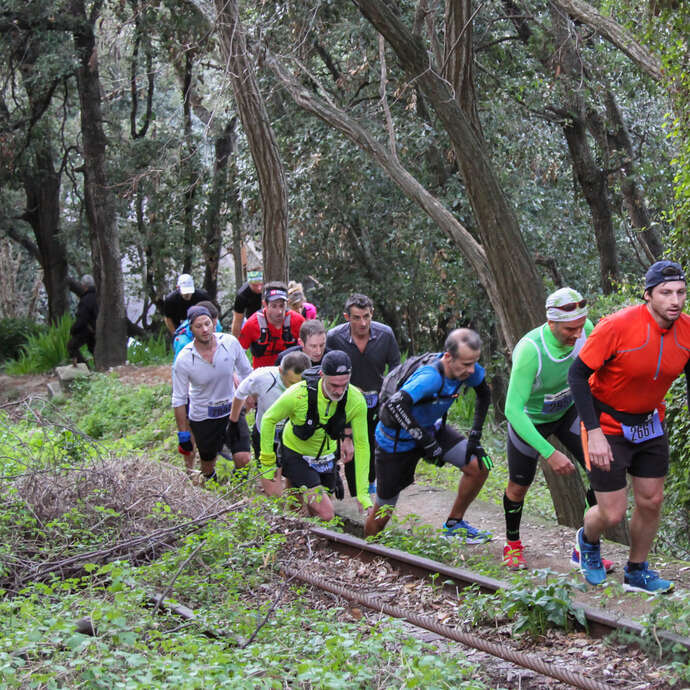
[503,491,524,542]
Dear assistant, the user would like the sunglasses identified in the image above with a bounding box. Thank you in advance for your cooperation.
[554,299,587,312]
[660,266,685,279]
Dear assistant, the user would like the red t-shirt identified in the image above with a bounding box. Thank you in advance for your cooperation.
[579,304,690,434]
[239,309,305,368]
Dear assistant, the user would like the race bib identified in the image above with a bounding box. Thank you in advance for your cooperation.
[207,400,231,418]
[364,391,379,409]
[542,388,573,415]
[305,453,335,474]
[621,410,663,444]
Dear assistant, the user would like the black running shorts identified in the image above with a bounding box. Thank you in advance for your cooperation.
[507,405,585,486]
[588,432,669,492]
[375,425,466,504]
[189,412,250,462]
[281,445,337,493]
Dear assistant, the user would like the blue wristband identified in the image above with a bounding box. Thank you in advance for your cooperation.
[178,431,191,443]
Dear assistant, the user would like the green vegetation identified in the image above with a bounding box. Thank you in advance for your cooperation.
[126,332,170,366]
[0,373,496,688]
[3,315,72,374]
[0,317,45,362]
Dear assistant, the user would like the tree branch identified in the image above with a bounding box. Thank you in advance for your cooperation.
[549,0,662,81]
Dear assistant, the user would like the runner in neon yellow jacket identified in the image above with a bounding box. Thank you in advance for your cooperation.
[260,351,372,519]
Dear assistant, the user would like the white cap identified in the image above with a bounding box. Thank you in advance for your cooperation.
[178,274,194,295]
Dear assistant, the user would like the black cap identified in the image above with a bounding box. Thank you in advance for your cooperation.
[187,305,212,324]
[645,260,685,291]
[321,350,352,376]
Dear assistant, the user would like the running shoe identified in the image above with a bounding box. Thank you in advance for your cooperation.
[575,527,607,586]
[623,562,674,594]
[442,519,492,544]
[570,548,615,573]
[503,540,527,570]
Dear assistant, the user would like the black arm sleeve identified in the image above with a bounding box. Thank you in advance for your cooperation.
[470,379,491,434]
[568,356,599,430]
[385,390,433,446]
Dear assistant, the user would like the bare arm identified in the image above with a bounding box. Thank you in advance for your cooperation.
[165,316,176,335]
[231,311,244,339]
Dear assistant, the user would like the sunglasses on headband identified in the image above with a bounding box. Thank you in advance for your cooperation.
[554,299,587,312]
[661,266,684,278]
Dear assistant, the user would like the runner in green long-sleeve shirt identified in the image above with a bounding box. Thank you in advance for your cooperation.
[501,287,612,573]
[260,350,372,520]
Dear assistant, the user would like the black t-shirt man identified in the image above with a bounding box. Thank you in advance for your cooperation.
[163,288,211,331]
[233,282,262,319]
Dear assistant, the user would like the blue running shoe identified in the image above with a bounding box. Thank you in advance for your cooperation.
[442,519,492,544]
[623,562,674,594]
[576,527,606,586]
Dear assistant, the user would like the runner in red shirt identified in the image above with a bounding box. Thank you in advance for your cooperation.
[239,282,304,368]
[568,261,690,593]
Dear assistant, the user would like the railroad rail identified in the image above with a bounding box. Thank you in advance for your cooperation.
[310,526,690,651]
[284,527,690,688]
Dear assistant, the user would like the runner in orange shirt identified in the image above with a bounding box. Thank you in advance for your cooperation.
[568,261,690,593]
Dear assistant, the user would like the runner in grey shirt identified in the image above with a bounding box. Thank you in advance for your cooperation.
[326,293,400,496]
[229,351,311,495]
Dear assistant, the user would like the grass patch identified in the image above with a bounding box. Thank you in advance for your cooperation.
[127,332,170,365]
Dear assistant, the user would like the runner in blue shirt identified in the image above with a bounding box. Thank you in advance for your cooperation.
[365,329,492,542]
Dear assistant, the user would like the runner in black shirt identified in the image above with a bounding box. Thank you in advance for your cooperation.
[327,293,400,496]
[231,268,263,338]
[163,274,211,333]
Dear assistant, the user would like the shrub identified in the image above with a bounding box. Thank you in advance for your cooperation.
[0,317,45,362]
[4,315,72,374]
[127,331,170,365]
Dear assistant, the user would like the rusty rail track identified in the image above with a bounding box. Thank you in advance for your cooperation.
[310,527,690,652]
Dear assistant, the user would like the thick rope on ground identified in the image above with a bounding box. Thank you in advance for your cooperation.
[283,566,611,690]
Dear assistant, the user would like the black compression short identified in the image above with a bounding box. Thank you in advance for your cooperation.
[507,405,585,486]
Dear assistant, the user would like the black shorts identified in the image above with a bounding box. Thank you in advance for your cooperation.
[375,425,465,504]
[507,405,585,486]
[189,412,250,462]
[281,445,336,492]
[588,432,669,492]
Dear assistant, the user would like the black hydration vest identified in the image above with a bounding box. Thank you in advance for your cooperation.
[250,311,298,358]
[291,367,349,443]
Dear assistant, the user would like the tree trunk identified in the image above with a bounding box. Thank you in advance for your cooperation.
[352,0,545,349]
[181,53,197,274]
[203,120,235,300]
[70,0,127,369]
[214,0,288,283]
[443,0,482,136]
[549,6,618,294]
[22,146,69,323]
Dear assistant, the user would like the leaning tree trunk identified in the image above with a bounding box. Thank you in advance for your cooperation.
[22,145,69,323]
[353,0,544,348]
[441,0,591,531]
[214,0,288,282]
[70,0,127,369]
